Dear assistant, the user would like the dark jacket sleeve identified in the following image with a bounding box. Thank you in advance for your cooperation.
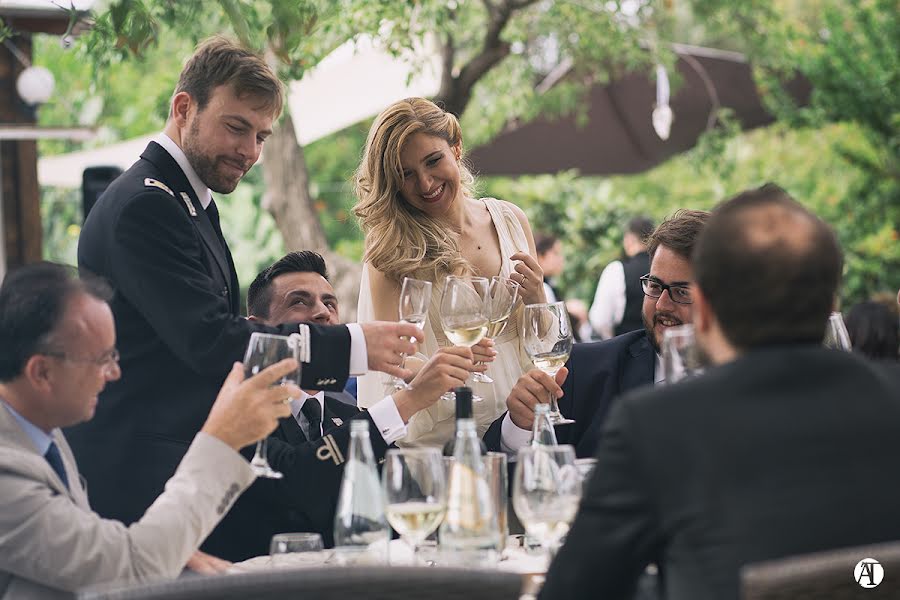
[107,191,349,390]
[539,397,662,600]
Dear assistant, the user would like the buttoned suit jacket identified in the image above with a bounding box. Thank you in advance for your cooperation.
[0,404,253,600]
[202,394,391,561]
[70,141,351,526]
[540,347,900,600]
[483,330,655,457]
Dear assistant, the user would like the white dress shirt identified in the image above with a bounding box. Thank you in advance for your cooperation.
[153,133,368,374]
[589,260,626,340]
[290,390,408,444]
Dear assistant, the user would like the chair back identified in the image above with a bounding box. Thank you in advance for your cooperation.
[78,566,523,600]
[741,541,900,600]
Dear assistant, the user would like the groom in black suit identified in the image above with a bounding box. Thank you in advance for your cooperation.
[71,38,421,532]
[540,184,900,600]
[203,251,476,560]
[484,210,710,458]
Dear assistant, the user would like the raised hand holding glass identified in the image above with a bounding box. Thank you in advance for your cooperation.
[522,301,574,424]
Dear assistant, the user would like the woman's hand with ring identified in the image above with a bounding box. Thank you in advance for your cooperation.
[510,251,547,305]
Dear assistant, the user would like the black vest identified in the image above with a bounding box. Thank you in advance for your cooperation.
[615,251,650,336]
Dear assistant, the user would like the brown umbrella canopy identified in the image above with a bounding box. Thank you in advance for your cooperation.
[469,44,810,176]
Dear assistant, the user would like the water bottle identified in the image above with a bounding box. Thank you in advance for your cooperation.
[439,393,500,566]
[333,420,389,564]
[531,402,558,446]
[443,386,487,457]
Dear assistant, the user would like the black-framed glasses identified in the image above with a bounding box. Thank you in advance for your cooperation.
[639,275,693,305]
[43,348,120,369]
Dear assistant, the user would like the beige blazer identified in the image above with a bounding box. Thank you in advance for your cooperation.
[0,404,255,599]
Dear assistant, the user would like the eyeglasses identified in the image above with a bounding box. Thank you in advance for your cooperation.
[639,275,693,305]
[43,348,120,370]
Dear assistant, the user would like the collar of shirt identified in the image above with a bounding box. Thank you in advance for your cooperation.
[289,390,325,424]
[654,353,664,385]
[1,398,55,455]
[154,133,212,209]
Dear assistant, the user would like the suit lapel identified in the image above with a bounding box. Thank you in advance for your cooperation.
[621,333,656,393]
[277,415,308,445]
[323,396,361,433]
[139,142,234,307]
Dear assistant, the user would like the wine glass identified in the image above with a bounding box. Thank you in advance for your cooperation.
[661,324,705,383]
[383,448,447,565]
[392,277,433,391]
[472,276,520,384]
[823,311,852,351]
[522,301,574,424]
[270,532,325,567]
[512,445,581,559]
[243,332,302,479]
[439,276,490,402]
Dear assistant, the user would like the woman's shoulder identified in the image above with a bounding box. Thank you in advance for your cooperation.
[480,197,528,220]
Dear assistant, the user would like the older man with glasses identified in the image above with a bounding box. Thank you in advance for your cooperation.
[484,210,711,459]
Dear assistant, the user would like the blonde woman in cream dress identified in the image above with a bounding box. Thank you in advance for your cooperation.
[353,98,547,447]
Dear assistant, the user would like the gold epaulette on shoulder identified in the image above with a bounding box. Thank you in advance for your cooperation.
[143,178,174,196]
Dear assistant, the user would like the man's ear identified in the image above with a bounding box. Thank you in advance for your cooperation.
[23,355,53,394]
[170,91,194,128]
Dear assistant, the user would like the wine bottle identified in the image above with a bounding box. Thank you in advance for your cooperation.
[531,402,558,446]
[443,386,487,457]
[333,420,389,564]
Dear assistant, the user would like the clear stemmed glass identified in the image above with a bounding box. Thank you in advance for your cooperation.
[522,301,574,424]
[243,332,302,479]
[383,448,447,565]
[512,445,581,560]
[269,532,325,567]
[439,275,490,402]
[823,311,852,351]
[661,324,705,383]
[471,276,520,384]
[392,277,433,391]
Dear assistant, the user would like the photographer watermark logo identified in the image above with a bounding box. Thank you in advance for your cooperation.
[855,558,883,588]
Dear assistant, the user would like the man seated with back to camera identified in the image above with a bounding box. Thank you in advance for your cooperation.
[539,184,900,600]
[202,251,477,561]
[484,210,709,458]
[0,262,299,599]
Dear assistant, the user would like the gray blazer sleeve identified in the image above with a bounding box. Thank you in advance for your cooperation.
[0,433,254,593]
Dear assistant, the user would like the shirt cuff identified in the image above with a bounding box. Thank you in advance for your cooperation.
[347,323,368,376]
[367,395,408,444]
[500,412,532,457]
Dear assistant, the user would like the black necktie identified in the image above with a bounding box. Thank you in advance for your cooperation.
[45,441,69,490]
[301,399,322,441]
[205,199,226,244]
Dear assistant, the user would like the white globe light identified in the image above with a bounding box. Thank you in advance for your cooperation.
[16,66,55,105]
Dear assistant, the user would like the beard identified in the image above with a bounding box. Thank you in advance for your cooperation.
[181,119,247,194]
[643,309,685,355]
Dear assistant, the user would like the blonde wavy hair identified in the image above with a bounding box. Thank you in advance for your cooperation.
[353,97,478,283]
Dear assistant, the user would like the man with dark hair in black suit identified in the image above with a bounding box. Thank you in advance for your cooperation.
[203,251,476,560]
[485,210,710,458]
[71,37,422,538]
[540,184,900,600]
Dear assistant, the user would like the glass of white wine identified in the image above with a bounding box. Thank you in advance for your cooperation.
[439,275,490,402]
[512,445,581,559]
[243,332,302,479]
[383,447,447,565]
[522,301,574,425]
[472,276,520,384]
[392,277,432,391]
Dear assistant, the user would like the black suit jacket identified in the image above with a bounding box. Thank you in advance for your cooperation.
[202,395,391,560]
[484,330,655,457]
[540,347,900,600]
[70,142,351,526]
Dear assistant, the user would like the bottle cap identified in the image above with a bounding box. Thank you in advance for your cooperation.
[454,386,473,419]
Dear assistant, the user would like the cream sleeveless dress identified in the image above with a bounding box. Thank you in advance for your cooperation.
[356,198,533,447]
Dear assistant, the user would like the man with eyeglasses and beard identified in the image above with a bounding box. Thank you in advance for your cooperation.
[484,209,710,459]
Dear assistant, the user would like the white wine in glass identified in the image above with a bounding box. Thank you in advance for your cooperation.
[243,332,302,479]
[392,277,432,391]
[439,276,490,402]
[523,301,574,425]
[382,448,447,564]
[472,276,520,384]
